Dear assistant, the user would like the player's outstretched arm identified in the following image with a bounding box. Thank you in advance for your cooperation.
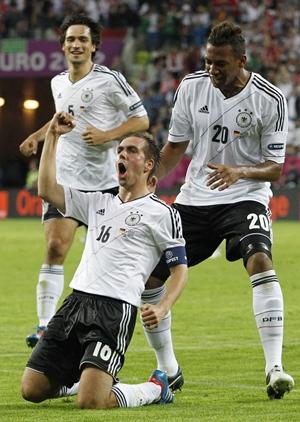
[38,112,76,213]
[19,121,51,157]
[141,264,188,330]
[82,115,149,146]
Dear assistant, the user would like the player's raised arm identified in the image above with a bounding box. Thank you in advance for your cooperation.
[19,121,51,157]
[38,112,76,213]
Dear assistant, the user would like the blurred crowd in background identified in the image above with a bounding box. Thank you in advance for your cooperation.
[1,0,300,189]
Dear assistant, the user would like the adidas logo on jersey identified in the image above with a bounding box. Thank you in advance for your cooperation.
[198,105,209,114]
[96,209,105,215]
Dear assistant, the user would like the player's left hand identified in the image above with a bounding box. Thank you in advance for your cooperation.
[82,126,109,146]
[140,303,166,329]
[206,162,241,190]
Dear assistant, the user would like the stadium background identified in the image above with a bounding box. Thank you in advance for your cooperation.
[0,0,300,220]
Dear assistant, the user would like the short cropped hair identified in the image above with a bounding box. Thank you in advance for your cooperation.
[207,21,246,57]
[59,14,101,59]
[125,132,161,180]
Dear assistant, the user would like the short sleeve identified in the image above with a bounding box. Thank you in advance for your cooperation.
[63,187,90,225]
[261,91,288,164]
[109,71,147,118]
[154,206,185,252]
[168,81,193,142]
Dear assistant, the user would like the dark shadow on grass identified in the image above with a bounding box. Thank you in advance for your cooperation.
[0,399,76,411]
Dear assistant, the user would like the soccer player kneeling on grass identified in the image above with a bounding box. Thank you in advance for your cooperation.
[21,112,187,409]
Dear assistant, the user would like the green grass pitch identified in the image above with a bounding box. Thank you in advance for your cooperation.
[0,218,299,421]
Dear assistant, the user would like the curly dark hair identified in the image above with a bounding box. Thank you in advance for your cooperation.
[207,21,246,57]
[59,14,101,59]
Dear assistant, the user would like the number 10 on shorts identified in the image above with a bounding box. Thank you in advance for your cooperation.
[92,341,112,361]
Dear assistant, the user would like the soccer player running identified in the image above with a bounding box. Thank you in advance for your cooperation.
[19,14,149,348]
[143,21,294,399]
[21,112,188,409]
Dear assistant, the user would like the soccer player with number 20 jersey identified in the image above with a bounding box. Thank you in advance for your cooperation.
[143,20,294,400]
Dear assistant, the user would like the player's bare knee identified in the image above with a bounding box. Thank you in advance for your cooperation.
[247,251,272,270]
[46,237,66,262]
[245,252,274,276]
[21,381,44,403]
[77,395,98,409]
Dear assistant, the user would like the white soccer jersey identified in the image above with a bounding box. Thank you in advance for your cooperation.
[169,71,288,206]
[51,64,147,191]
[63,188,185,307]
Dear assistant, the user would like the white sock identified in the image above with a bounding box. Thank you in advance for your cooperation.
[111,381,161,407]
[56,382,79,398]
[251,271,283,375]
[141,286,179,376]
[37,264,64,326]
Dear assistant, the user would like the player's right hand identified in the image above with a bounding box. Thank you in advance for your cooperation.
[19,136,38,157]
[49,112,76,136]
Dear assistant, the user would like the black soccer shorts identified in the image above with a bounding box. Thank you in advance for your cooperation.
[26,290,137,387]
[152,200,272,281]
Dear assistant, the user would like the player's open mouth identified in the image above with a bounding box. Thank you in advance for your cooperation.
[118,162,127,175]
